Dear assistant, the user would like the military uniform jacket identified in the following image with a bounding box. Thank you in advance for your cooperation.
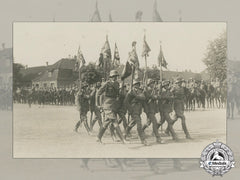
[126,89,146,115]
[89,88,97,112]
[143,87,158,114]
[172,86,185,101]
[96,80,120,112]
[75,89,90,113]
[116,88,127,113]
[160,89,174,113]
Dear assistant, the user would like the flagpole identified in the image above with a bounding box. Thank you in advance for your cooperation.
[130,66,134,91]
[159,41,163,93]
[79,62,82,90]
[144,55,147,86]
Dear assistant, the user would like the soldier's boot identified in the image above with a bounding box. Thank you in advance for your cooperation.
[74,121,81,132]
[124,126,132,139]
[97,126,107,144]
[115,126,129,144]
[181,117,192,139]
[156,138,165,144]
[90,119,97,131]
[169,127,179,141]
[141,139,149,146]
[164,127,170,136]
[110,125,118,142]
[83,120,92,135]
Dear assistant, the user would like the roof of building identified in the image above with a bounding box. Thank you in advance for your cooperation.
[20,58,77,82]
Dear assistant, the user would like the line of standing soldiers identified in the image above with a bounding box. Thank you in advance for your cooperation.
[74,70,192,146]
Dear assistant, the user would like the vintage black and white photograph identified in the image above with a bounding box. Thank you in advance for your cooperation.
[13,22,226,158]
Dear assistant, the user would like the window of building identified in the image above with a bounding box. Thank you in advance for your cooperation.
[48,71,52,77]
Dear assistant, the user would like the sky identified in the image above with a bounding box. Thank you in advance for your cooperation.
[0,0,239,62]
[13,22,225,73]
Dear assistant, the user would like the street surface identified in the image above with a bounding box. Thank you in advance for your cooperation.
[13,104,226,158]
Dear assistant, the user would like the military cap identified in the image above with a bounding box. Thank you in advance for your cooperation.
[147,79,155,85]
[109,70,119,77]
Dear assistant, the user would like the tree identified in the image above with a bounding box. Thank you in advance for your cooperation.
[13,63,24,91]
[203,31,227,82]
[81,63,104,84]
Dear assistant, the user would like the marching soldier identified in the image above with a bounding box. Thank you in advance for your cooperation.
[74,82,91,134]
[89,82,103,131]
[125,79,148,146]
[142,79,163,143]
[157,80,178,140]
[168,78,192,139]
[116,83,128,132]
[96,70,126,144]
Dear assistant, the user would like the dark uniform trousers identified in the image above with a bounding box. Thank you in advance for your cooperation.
[158,109,178,140]
[165,99,190,138]
[169,86,191,138]
[117,110,128,131]
[125,103,145,142]
[142,89,160,140]
[75,111,91,133]
[90,106,103,130]
[157,90,178,140]
[98,112,124,142]
[75,91,91,133]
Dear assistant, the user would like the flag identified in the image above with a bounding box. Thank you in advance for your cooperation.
[97,53,104,68]
[128,41,139,68]
[113,43,120,67]
[101,35,112,60]
[142,34,151,57]
[121,61,132,80]
[91,1,101,22]
[75,46,86,70]
[158,44,168,68]
[121,42,140,80]
[153,0,163,22]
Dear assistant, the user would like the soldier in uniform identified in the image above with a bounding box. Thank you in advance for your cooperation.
[142,79,163,143]
[157,80,178,140]
[89,82,102,131]
[74,82,91,134]
[96,70,126,144]
[116,83,128,132]
[124,79,148,146]
[168,78,192,139]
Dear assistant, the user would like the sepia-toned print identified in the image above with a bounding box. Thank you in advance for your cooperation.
[13,22,226,158]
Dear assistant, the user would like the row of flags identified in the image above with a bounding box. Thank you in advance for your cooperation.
[91,0,163,22]
[75,34,168,81]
